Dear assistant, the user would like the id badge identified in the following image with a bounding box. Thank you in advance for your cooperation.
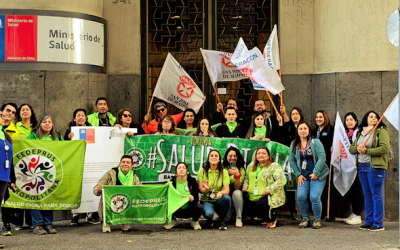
[302,161,307,170]
[4,160,9,169]
[254,186,259,195]
[209,189,216,199]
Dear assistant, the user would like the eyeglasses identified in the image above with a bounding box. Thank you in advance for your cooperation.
[162,120,172,124]
[156,108,165,113]
[5,108,16,115]
[123,114,132,118]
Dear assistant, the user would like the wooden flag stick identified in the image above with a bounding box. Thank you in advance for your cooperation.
[213,85,225,116]
[362,114,385,146]
[265,91,279,116]
[327,164,332,219]
[147,95,154,117]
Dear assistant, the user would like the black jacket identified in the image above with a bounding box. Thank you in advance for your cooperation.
[171,174,199,204]
[279,121,297,147]
[249,112,281,143]
[216,122,247,138]
[311,124,334,164]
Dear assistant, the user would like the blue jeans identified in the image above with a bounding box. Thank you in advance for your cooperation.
[202,195,231,221]
[31,210,53,228]
[358,166,386,227]
[297,178,326,220]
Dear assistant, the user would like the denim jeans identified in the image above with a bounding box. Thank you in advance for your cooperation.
[358,164,386,227]
[31,210,53,228]
[202,195,231,221]
[297,178,326,220]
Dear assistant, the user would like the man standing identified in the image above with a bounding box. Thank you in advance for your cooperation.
[87,98,116,127]
[212,98,246,126]
[215,107,247,138]
[142,102,183,134]
[0,103,20,139]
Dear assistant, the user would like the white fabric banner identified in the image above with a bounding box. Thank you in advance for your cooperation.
[384,93,399,131]
[71,127,136,213]
[330,112,357,196]
[200,49,246,85]
[153,53,205,113]
[264,24,281,71]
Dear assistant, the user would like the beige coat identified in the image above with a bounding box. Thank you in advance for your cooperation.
[93,168,140,220]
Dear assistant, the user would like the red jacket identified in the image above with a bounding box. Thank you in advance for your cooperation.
[142,112,184,134]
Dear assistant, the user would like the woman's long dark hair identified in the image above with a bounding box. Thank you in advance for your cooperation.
[16,103,38,128]
[194,117,216,136]
[358,111,386,130]
[222,147,245,170]
[177,108,198,129]
[314,110,331,129]
[245,112,264,139]
[288,107,305,134]
[68,108,91,127]
[202,150,223,180]
[343,112,358,133]
[291,121,313,154]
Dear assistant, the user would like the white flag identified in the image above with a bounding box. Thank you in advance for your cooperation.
[231,45,284,95]
[263,24,281,71]
[330,112,357,196]
[384,93,399,130]
[200,48,246,85]
[153,53,205,113]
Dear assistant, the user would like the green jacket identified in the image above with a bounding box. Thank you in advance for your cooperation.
[349,127,390,170]
[87,112,116,126]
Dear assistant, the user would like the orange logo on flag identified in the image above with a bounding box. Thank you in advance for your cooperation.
[221,56,236,68]
[339,141,348,159]
[177,76,196,98]
[241,68,256,82]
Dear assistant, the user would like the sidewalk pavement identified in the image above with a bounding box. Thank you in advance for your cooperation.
[2,219,399,250]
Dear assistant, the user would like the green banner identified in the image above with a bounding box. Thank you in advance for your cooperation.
[103,185,168,225]
[125,135,296,190]
[3,139,86,210]
[167,182,189,223]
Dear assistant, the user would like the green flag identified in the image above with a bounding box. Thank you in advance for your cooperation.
[175,124,220,136]
[167,182,189,223]
[4,139,86,210]
[103,184,168,225]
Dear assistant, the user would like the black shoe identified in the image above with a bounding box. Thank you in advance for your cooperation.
[219,220,227,230]
[324,217,335,222]
[87,217,101,225]
[70,216,79,226]
[368,226,385,231]
[359,224,372,230]
[1,224,12,236]
[290,212,298,220]
[205,219,213,228]
[0,243,4,248]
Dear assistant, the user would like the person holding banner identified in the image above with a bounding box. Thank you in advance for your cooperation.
[197,150,231,230]
[222,147,246,227]
[142,102,183,134]
[177,108,199,130]
[154,115,179,135]
[164,162,203,230]
[114,108,144,136]
[243,147,287,229]
[93,155,141,233]
[349,111,389,232]
[246,112,274,142]
[290,122,329,229]
[215,107,247,138]
[342,112,363,225]
[193,118,216,137]
[16,104,38,139]
[0,103,20,139]
[64,109,92,140]
[87,97,116,127]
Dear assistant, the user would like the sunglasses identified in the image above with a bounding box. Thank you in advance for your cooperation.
[123,114,132,118]
[156,108,165,113]
[6,108,16,115]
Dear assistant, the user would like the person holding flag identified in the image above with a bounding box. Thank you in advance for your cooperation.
[349,111,390,232]
[143,102,183,134]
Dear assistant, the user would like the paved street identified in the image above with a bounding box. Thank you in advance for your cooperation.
[2,219,399,250]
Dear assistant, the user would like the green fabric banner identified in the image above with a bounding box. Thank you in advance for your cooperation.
[175,124,220,136]
[103,184,168,225]
[125,135,296,190]
[167,182,189,223]
[3,139,86,210]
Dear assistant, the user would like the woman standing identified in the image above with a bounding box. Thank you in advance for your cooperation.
[245,112,272,142]
[164,162,203,230]
[222,147,245,227]
[243,147,287,229]
[290,122,329,229]
[193,118,216,137]
[154,115,179,135]
[16,104,38,139]
[177,108,198,130]
[27,116,63,235]
[197,150,231,230]
[342,112,363,225]
[64,108,92,140]
[114,108,145,136]
[349,111,389,231]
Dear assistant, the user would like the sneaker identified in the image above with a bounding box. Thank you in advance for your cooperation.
[14,225,23,231]
[33,226,47,235]
[205,219,214,228]
[344,213,355,223]
[312,220,322,229]
[368,226,385,232]
[267,220,277,229]
[70,216,79,226]
[290,212,298,220]
[219,220,227,230]
[0,243,4,248]
[1,224,12,236]
[87,217,101,225]
[45,226,57,234]
[102,225,111,233]
[359,224,372,231]
[346,215,361,225]
[235,218,243,228]
[164,220,178,230]
[121,224,131,231]
[190,221,201,230]
[298,219,310,229]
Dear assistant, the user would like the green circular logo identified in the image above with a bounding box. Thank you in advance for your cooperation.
[110,193,130,214]
[127,147,146,170]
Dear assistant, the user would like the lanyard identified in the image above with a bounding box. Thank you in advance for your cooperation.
[209,172,219,189]
[300,141,309,157]
[99,115,110,126]
[255,166,263,183]
[3,139,9,169]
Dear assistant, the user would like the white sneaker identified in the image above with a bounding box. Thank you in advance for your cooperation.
[344,213,355,223]
[102,225,111,233]
[164,220,178,230]
[346,215,361,225]
[190,221,202,230]
[121,224,131,231]
[235,218,243,227]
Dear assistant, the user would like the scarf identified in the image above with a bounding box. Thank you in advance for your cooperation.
[226,121,237,133]
[118,167,134,186]
[361,126,374,136]
[254,125,267,140]
[0,126,4,141]
[347,130,354,139]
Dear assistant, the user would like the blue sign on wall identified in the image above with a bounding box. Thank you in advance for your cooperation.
[0,15,5,61]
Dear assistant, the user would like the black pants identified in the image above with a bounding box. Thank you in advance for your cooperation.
[0,181,8,223]
[244,196,278,223]
[344,175,364,215]
[173,203,203,222]
[286,190,297,214]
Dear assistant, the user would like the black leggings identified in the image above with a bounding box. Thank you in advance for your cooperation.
[344,175,364,215]
[172,203,203,222]
[244,196,278,223]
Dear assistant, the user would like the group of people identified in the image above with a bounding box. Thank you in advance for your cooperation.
[0,96,390,245]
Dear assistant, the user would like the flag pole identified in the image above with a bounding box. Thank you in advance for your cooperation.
[278,69,283,106]
[327,164,333,219]
[265,91,280,117]
[362,115,385,147]
[147,95,154,117]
